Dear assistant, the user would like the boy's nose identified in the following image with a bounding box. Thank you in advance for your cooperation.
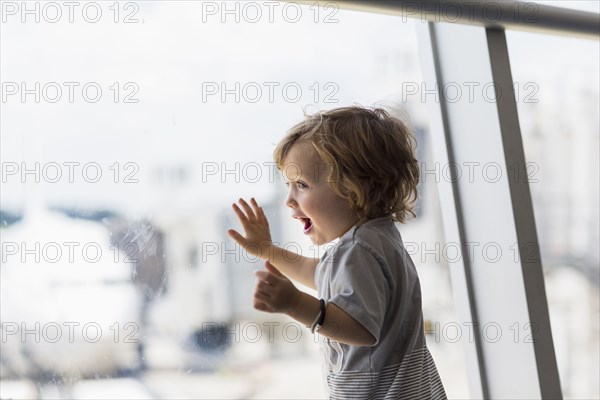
[285,192,297,209]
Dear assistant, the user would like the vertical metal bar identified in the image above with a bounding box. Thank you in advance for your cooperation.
[416,21,488,399]
[485,27,563,398]
[416,20,563,398]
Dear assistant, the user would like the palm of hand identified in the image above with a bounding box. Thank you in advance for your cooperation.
[227,197,273,259]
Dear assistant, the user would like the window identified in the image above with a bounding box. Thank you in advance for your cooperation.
[0,2,467,398]
[507,29,600,399]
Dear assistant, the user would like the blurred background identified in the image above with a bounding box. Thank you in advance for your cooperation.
[1,1,598,399]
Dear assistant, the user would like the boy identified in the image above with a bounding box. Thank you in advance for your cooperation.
[227,106,447,399]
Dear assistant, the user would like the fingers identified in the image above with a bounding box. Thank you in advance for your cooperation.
[254,286,270,301]
[254,270,275,286]
[231,203,249,232]
[264,260,285,278]
[254,276,274,312]
[238,198,257,223]
[258,206,269,227]
[231,202,251,226]
[226,229,248,247]
[253,267,289,314]
[249,197,261,218]
[253,300,273,313]
[232,197,270,229]
[255,269,286,285]
[249,198,269,227]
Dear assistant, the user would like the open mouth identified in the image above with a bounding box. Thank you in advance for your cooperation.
[302,218,313,234]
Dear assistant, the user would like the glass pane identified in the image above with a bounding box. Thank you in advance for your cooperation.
[403,130,471,399]
[507,30,600,399]
[1,1,467,398]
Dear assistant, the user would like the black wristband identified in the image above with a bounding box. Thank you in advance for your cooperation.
[310,298,327,334]
[317,298,326,326]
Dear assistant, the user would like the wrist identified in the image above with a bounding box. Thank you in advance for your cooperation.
[309,299,327,334]
[284,288,303,316]
[262,242,275,261]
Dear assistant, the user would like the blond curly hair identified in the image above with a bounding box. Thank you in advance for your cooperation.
[274,106,420,224]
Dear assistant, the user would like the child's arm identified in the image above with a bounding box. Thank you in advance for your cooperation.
[255,261,376,347]
[264,245,318,290]
[227,197,318,290]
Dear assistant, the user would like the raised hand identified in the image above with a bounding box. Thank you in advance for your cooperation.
[253,261,301,314]
[227,197,272,260]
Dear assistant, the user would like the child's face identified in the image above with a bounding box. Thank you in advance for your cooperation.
[282,142,359,245]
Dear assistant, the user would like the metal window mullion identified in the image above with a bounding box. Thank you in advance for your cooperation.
[416,20,563,399]
[416,21,488,399]
[485,27,562,398]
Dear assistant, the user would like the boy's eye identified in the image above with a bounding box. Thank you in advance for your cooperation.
[284,181,308,189]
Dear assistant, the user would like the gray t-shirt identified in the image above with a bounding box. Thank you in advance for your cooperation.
[315,216,447,399]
